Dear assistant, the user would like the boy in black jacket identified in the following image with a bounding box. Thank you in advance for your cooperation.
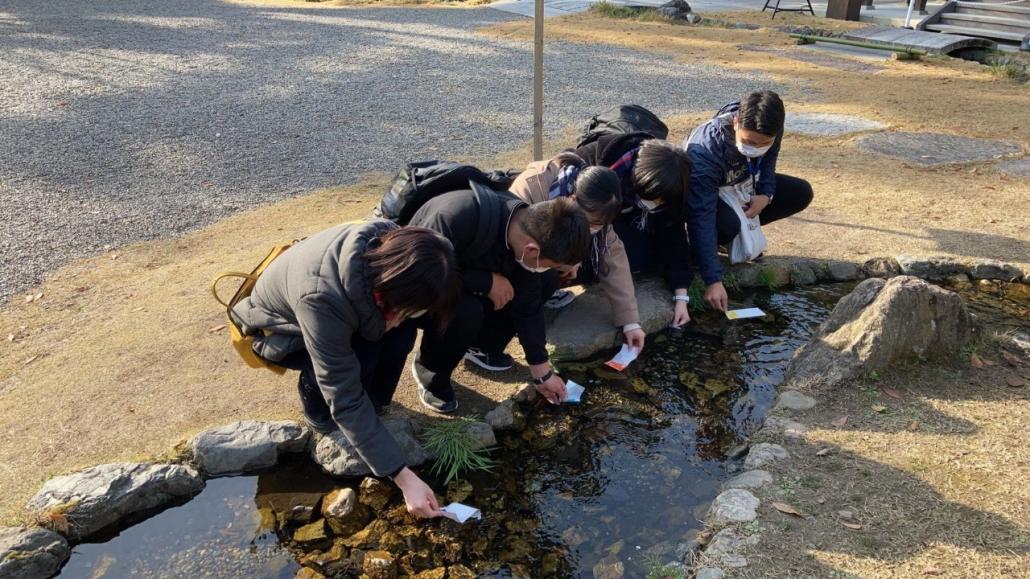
[409,186,592,410]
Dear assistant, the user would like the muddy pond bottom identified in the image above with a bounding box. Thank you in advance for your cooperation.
[59,284,851,578]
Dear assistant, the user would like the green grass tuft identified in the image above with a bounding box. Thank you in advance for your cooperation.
[421,418,495,485]
[643,554,686,579]
[757,267,781,290]
[687,278,708,313]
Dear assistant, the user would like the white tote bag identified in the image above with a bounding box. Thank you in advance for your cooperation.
[718,180,768,264]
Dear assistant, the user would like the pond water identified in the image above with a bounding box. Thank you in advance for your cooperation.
[59,284,852,578]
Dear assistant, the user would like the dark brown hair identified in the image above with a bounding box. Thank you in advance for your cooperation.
[365,226,460,330]
[632,139,690,219]
[519,197,592,266]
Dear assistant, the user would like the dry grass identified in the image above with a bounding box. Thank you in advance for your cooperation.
[736,340,1030,577]
[222,0,492,9]
[1,14,1028,534]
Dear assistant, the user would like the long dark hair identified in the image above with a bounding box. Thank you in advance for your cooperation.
[365,227,460,330]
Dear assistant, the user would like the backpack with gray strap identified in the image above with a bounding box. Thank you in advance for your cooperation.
[576,104,670,148]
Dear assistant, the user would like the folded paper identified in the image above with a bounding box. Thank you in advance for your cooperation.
[441,502,481,524]
[565,380,585,404]
[726,307,766,320]
[604,344,640,371]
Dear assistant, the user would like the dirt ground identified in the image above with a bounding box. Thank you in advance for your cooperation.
[1,9,1028,551]
[730,336,1030,578]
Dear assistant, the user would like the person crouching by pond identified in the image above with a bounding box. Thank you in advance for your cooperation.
[682,90,814,312]
[230,222,460,518]
[572,135,694,330]
[507,155,648,354]
[408,189,592,408]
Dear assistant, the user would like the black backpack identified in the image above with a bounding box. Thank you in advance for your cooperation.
[372,160,520,225]
[576,104,670,148]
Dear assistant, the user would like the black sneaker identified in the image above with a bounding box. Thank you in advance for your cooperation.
[464,348,515,372]
[303,413,337,434]
[544,289,576,310]
[411,362,458,414]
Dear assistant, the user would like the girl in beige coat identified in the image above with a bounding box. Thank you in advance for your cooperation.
[508,152,647,352]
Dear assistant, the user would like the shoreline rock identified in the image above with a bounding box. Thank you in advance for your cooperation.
[190,420,310,476]
[0,527,69,578]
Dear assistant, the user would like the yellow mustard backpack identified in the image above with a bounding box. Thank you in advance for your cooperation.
[211,243,296,375]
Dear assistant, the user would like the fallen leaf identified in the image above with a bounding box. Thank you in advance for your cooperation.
[816,497,826,504]
[970,353,984,368]
[1001,350,1023,367]
[871,405,888,413]
[24,295,35,304]
[880,387,903,400]
[983,358,997,366]
[111,254,119,260]
[771,502,806,518]
[1007,376,1027,388]
[831,416,848,428]
[908,420,920,432]
[24,355,39,365]
[924,568,943,576]
[34,293,43,301]
[816,447,832,456]
[132,307,146,313]
[6,334,14,342]
[207,324,226,333]
[840,521,863,530]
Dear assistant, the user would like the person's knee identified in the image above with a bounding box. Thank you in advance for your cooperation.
[446,294,485,342]
[794,178,814,211]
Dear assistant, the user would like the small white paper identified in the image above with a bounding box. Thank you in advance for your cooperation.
[726,307,766,320]
[604,344,641,371]
[564,380,585,404]
[441,502,481,524]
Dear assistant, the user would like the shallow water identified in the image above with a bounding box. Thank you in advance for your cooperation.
[59,284,852,578]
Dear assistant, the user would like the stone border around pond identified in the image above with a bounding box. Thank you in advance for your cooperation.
[4,255,1026,578]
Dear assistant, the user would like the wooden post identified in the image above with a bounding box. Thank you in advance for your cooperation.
[533,0,544,161]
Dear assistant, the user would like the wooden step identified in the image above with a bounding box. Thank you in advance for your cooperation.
[924,22,1029,41]
[955,1,1030,21]
[941,12,1030,33]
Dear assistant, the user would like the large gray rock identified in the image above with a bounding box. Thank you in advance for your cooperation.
[26,463,204,541]
[0,527,69,578]
[785,276,977,389]
[190,420,310,476]
[705,528,761,558]
[311,418,427,477]
[547,277,671,360]
[707,489,760,526]
[744,443,790,470]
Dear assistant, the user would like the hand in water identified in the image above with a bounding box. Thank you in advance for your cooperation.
[393,467,443,519]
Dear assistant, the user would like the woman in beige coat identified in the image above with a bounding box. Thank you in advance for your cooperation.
[508,152,647,352]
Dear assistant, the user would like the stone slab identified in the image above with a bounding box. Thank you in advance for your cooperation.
[856,132,1022,167]
[785,112,887,137]
[998,158,1030,178]
[845,25,996,54]
[190,420,310,476]
[0,527,69,579]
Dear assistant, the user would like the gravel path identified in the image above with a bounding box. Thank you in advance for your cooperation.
[0,0,780,303]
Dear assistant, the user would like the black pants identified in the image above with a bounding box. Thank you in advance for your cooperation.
[277,323,417,424]
[716,173,813,245]
[414,277,560,386]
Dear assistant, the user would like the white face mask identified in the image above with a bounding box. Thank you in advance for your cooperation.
[638,198,661,212]
[590,225,603,235]
[517,247,550,273]
[736,140,772,159]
